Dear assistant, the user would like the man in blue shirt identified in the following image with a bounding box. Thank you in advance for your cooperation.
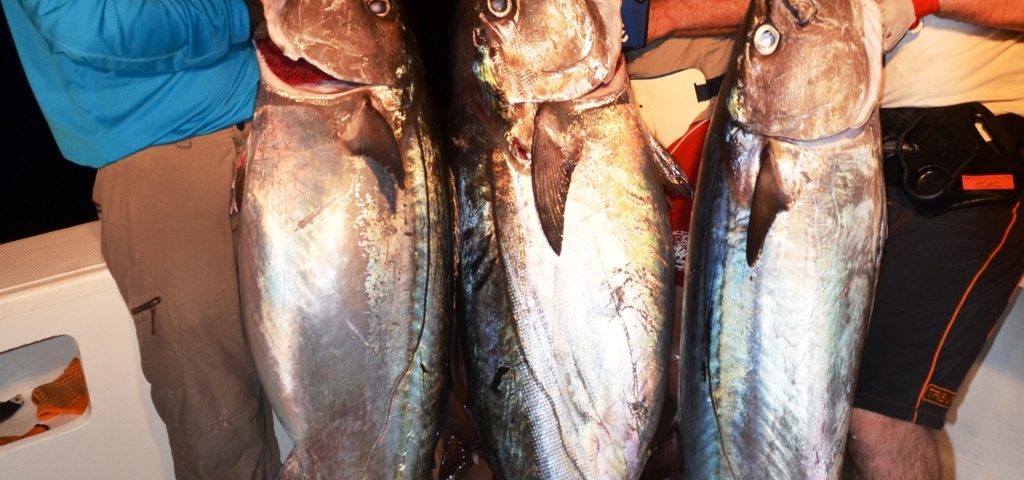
[1,1,280,477]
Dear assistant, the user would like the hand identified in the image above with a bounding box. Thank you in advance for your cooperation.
[245,0,267,40]
[877,0,918,52]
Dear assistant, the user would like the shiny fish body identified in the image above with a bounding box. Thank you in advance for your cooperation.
[237,1,452,478]
[678,0,885,478]
[453,1,689,478]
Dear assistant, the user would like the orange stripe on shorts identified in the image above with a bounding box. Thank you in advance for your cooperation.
[912,201,1021,422]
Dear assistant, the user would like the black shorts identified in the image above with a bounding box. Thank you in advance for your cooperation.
[853,187,1024,429]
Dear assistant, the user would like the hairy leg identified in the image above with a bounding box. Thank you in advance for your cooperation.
[846,408,941,480]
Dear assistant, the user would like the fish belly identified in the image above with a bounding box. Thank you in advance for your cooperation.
[460,104,674,480]
[238,94,450,479]
[681,122,885,480]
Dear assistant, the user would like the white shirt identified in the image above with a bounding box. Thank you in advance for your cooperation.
[882,16,1024,115]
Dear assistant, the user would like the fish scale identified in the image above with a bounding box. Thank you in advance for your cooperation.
[678,0,886,478]
[237,1,453,478]
[453,0,688,474]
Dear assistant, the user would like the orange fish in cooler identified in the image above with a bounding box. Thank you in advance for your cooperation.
[32,357,89,421]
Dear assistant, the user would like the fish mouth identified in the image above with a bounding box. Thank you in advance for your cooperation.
[256,39,369,98]
[579,55,627,101]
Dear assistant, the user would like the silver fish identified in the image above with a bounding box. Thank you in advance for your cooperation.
[677,0,885,478]
[452,1,689,478]
[237,0,453,478]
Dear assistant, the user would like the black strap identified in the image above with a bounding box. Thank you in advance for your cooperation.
[881,103,1024,216]
[694,74,724,102]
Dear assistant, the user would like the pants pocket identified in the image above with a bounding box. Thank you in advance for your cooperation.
[128,295,184,392]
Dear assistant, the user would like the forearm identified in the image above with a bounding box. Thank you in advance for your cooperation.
[937,0,1024,31]
[647,0,748,41]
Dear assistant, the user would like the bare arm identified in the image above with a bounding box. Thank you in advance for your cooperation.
[643,0,1024,46]
[646,0,748,41]
[938,0,1024,31]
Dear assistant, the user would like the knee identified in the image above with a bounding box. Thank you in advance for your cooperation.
[847,408,942,480]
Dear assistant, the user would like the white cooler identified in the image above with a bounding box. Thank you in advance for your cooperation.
[0,222,174,478]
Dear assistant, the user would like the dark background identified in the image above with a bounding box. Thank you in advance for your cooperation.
[1,6,97,244]
[0,1,454,244]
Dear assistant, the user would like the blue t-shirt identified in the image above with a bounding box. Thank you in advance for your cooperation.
[1,0,258,167]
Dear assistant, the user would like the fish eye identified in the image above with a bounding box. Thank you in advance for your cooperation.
[487,0,513,18]
[367,0,390,16]
[753,23,780,55]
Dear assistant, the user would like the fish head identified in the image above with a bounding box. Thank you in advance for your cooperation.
[470,0,624,103]
[727,0,882,141]
[259,0,413,95]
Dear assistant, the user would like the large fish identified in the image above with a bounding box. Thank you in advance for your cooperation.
[451,1,689,478]
[677,0,885,478]
[236,0,453,478]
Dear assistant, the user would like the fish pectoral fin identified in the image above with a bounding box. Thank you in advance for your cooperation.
[645,128,693,197]
[342,99,404,212]
[746,146,790,267]
[531,109,581,255]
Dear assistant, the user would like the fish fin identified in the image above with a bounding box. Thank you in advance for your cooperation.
[746,146,790,267]
[342,100,403,212]
[645,127,693,197]
[531,107,581,255]
[781,0,818,26]
[277,449,303,480]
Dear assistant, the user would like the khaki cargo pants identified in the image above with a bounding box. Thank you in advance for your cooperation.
[93,124,281,479]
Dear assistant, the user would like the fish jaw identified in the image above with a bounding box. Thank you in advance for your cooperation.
[255,38,372,99]
[471,0,623,103]
[263,0,413,89]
